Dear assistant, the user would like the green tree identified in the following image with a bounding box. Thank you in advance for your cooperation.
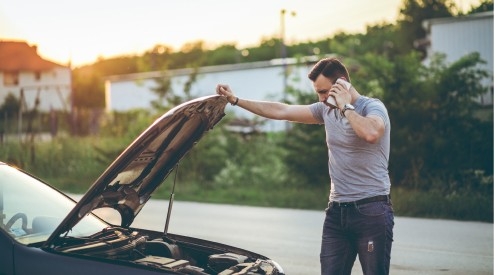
[466,0,493,14]
[150,67,199,111]
[72,71,105,109]
[0,93,21,118]
[420,53,492,186]
[140,44,173,71]
[173,41,207,68]
[150,75,174,110]
[243,38,280,62]
[281,82,328,187]
[204,44,241,66]
[367,51,493,190]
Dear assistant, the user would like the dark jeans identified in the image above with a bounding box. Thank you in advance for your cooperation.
[320,200,394,275]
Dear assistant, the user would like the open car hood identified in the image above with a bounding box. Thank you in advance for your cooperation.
[47,95,227,242]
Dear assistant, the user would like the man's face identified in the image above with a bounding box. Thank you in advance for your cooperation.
[313,74,335,104]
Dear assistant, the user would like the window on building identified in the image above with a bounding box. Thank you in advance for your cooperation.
[35,71,42,81]
[3,72,19,86]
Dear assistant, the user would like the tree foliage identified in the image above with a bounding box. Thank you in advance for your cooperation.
[375,52,491,190]
[0,93,21,118]
[0,0,492,220]
[416,53,492,186]
[466,0,494,14]
[282,85,328,186]
[64,0,493,193]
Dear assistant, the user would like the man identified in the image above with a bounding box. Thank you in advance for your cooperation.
[216,57,394,275]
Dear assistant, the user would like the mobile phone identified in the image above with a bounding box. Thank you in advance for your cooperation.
[336,78,351,90]
[326,95,338,108]
[326,78,351,107]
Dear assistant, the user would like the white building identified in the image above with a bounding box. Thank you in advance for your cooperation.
[0,41,72,112]
[421,11,494,105]
[105,56,326,131]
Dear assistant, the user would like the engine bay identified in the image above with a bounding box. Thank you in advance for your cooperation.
[51,227,281,275]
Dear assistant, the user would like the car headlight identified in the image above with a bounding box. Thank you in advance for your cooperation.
[266,259,285,275]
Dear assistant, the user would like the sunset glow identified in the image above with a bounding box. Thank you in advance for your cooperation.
[0,0,483,67]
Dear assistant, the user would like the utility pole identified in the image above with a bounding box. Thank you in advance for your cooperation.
[280,9,296,131]
[280,9,296,100]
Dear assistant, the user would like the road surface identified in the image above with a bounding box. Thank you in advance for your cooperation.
[91,199,493,275]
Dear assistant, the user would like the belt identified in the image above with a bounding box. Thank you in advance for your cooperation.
[330,194,390,207]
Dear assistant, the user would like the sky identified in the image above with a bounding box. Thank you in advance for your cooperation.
[0,0,483,67]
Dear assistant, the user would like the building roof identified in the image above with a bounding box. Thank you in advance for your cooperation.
[422,11,493,31]
[104,54,330,83]
[0,41,66,72]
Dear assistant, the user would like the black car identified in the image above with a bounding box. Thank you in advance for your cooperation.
[0,95,284,275]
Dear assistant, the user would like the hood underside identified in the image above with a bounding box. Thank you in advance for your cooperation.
[46,95,227,244]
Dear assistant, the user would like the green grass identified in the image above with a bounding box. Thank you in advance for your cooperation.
[390,187,493,222]
[169,181,330,210]
[153,176,494,222]
[1,137,492,222]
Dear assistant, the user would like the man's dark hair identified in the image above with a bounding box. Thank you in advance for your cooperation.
[308,57,350,83]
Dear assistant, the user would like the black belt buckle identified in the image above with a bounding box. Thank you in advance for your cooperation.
[334,201,355,207]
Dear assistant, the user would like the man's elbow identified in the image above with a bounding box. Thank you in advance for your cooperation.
[362,130,383,144]
[362,119,385,143]
[364,136,379,144]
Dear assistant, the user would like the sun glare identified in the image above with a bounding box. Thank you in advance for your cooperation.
[0,0,485,67]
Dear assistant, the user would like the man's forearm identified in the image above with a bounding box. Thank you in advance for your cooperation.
[217,85,317,124]
[236,98,288,120]
[345,111,384,144]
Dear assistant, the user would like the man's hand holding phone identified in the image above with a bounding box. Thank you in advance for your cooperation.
[327,78,351,109]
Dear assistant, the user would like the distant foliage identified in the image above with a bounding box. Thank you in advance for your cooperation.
[3,0,490,220]
[0,93,21,118]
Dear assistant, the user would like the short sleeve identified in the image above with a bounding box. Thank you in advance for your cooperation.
[309,102,326,124]
[363,99,389,127]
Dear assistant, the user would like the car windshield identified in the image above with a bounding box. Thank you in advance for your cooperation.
[0,164,107,245]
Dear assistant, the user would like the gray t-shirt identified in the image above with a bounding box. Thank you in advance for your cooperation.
[309,96,391,202]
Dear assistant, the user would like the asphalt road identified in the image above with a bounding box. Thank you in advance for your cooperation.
[92,199,493,275]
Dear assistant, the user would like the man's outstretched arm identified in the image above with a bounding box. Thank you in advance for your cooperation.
[216,84,319,124]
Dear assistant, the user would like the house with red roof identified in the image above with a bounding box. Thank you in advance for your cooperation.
[0,41,72,112]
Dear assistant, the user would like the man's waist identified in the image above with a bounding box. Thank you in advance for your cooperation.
[329,194,390,207]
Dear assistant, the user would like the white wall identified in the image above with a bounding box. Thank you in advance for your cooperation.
[106,62,317,131]
[0,67,72,112]
[424,12,494,105]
